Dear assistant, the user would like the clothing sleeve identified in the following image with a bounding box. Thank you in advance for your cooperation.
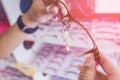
[20,0,33,13]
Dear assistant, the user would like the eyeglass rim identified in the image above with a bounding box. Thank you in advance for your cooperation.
[50,0,99,59]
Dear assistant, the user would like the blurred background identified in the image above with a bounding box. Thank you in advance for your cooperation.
[0,0,120,80]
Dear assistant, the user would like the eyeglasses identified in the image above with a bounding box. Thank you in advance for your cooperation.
[46,0,99,60]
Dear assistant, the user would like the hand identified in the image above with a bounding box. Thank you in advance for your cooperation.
[21,0,49,28]
[21,0,66,28]
[78,55,96,80]
[78,53,120,80]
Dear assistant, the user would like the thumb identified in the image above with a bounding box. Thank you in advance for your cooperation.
[78,56,96,80]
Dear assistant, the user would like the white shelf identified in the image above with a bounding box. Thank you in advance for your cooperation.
[1,0,21,25]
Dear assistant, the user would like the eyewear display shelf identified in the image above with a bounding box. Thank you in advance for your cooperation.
[0,20,120,80]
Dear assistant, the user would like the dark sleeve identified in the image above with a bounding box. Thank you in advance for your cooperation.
[20,0,33,13]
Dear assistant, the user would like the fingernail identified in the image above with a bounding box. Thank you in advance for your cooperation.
[84,57,94,67]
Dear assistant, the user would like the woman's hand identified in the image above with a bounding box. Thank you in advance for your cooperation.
[78,53,120,80]
[21,0,67,28]
[22,0,50,28]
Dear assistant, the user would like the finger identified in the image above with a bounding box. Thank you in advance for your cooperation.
[33,0,47,14]
[42,0,55,6]
[96,70,107,80]
[39,14,53,23]
[99,52,120,76]
[78,56,96,80]
[77,65,83,71]
[78,65,107,80]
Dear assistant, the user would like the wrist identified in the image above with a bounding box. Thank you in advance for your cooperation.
[17,15,38,34]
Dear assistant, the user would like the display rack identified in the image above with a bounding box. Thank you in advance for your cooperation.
[1,0,120,80]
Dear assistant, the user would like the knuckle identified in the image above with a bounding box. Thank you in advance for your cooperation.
[78,71,93,80]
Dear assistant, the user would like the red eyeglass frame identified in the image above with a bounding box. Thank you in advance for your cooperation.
[44,0,100,61]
